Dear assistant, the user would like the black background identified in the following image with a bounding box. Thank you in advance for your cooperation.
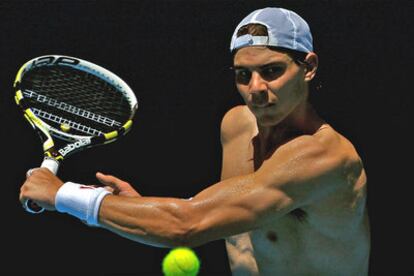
[0,0,412,275]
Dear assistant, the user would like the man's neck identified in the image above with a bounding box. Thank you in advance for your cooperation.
[256,102,325,151]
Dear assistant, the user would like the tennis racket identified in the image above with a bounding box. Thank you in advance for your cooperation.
[14,55,138,214]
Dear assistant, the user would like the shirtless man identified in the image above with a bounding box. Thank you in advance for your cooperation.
[19,7,370,275]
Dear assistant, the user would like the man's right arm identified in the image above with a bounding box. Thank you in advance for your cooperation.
[97,106,358,248]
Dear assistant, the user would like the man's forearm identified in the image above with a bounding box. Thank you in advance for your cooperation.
[98,195,195,248]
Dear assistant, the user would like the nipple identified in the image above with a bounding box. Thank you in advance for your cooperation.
[266,231,278,242]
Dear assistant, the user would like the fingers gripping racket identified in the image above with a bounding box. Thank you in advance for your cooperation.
[14,55,138,214]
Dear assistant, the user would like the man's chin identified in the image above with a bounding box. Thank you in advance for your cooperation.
[256,114,283,127]
[248,105,284,126]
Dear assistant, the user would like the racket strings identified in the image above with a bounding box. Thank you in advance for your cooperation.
[21,66,132,136]
[31,107,103,136]
[23,90,122,128]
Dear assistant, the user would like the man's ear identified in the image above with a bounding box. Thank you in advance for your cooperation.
[304,52,318,82]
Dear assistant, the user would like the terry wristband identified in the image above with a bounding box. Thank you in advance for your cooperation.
[55,182,112,226]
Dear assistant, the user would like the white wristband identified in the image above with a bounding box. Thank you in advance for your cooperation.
[55,182,111,226]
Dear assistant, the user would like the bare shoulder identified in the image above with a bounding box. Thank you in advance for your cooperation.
[286,124,363,177]
[283,125,366,212]
[315,125,364,181]
[257,124,365,206]
[220,105,257,144]
[291,125,369,236]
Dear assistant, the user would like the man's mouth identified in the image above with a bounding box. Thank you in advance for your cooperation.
[251,103,275,108]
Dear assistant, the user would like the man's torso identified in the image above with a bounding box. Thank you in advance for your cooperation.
[222,106,370,276]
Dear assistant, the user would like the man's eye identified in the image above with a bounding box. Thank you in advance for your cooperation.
[236,69,250,77]
[261,66,284,80]
[235,69,251,84]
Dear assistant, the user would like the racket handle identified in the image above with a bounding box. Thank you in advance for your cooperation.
[25,157,60,214]
[41,157,60,175]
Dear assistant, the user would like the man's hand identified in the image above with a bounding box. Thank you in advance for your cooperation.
[19,168,64,211]
[96,172,141,197]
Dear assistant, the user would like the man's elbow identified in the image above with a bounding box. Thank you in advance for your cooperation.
[165,225,195,248]
[134,217,201,248]
[168,203,209,248]
[173,221,211,248]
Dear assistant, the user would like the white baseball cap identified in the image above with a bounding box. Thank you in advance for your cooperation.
[230,7,313,53]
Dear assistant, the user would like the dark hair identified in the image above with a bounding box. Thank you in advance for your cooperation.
[236,23,308,67]
[236,23,268,37]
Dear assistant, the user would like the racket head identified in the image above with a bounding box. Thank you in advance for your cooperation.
[14,55,138,160]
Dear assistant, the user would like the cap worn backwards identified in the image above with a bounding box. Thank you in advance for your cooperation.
[230,7,313,53]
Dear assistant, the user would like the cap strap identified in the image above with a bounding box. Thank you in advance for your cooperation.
[232,34,269,51]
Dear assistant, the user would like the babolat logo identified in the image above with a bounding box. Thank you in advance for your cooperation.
[58,139,91,157]
[32,56,80,67]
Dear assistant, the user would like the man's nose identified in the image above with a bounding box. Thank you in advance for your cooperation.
[249,72,268,107]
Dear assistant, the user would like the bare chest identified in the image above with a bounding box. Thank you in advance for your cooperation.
[226,210,370,276]
[222,130,370,275]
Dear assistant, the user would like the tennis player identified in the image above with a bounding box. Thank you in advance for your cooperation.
[20,7,370,275]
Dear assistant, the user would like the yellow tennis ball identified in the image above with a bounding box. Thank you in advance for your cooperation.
[162,247,200,276]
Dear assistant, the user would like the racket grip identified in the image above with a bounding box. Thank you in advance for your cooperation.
[25,157,60,214]
[41,157,60,175]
